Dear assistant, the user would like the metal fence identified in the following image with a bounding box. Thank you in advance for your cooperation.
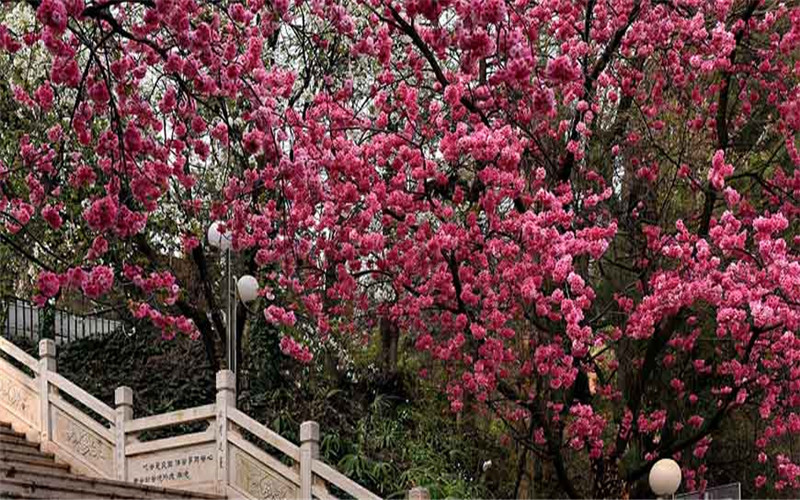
[677,482,741,500]
[2,296,123,345]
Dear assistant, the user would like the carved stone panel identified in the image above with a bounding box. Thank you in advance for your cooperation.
[52,406,114,477]
[230,445,297,500]
[128,443,216,489]
[0,363,39,427]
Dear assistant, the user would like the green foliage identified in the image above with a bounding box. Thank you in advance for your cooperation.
[239,316,513,498]
[10,327,216,415]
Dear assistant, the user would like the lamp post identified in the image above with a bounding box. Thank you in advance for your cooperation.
[649,458,682,499]
[207,222,259,383]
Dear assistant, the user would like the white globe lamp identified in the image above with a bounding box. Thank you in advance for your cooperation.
[207,221,231,250]
[237,275,260,303]
[649,458,682,498]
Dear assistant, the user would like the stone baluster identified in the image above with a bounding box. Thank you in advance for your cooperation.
[299,420,320,499]
[408,486,431,500]
[215,370,235,495]
[38,339,56,445]
[114,386,133,481]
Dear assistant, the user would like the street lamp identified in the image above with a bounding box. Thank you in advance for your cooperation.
[649,458,682,499]
[207,222,258,383]
[237,275,260,304]
[206,221,231,250]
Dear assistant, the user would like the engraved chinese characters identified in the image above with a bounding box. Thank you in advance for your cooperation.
[128,444,216,487]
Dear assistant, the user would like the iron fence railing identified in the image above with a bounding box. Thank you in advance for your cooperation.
[2,296,123,345]
[677,483,741,500]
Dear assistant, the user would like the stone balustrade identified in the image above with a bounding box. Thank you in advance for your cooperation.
[0,336,431,499]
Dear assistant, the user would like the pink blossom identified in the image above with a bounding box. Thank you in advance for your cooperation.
[243,129,264,154]
[83,196,118,231]
[546,55,580,84]
[41,204,62,229]
[182,235,199,254]
[34,84,54,110]
[62,267,84,290]
[708,149,734,190]
[36,0,68,34]
[264,305,296,326]
[86,236,108,260]
[88,81,110,104]
[37,271,60,298]
[532,86,555,116]
[566,404,606,459]
[687,415,705,429]
[279,336,313,363]
[70,164,96,187]
[7,201,34,233]
[51,56,80,86]
[81,265,114,298]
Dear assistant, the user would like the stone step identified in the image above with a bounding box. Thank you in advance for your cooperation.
[0,443,46,456]
[0,428,26,439]
[0,436,38,449]
[0,470,220,500]
[0,463,74,480]
[0,459,71,476]
[0,451,58,466]
[0,493,28,499]
[0,478,134,499]
[0,492,37,499]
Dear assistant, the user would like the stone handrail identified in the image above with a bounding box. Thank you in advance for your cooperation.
[47,371,117,422]
[0,337,430,499]
[124,404,216,433]
[312,460,383,500]
[227,407,300,461]
[0,335,39,372]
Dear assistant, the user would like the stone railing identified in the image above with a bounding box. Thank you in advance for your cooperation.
[0,336,429,499]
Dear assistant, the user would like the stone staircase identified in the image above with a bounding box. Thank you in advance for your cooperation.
[0,337,397,500]
[0,421,222,499]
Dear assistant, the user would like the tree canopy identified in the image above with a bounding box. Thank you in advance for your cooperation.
[1,0,800,496]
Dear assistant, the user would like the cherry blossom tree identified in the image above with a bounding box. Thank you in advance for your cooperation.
[1,0,799,496]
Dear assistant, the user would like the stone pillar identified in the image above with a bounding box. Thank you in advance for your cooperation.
[300,420,320,499]
[38,339,56,444]
[408,486,431,500]
[215,370,236,495]
[114,386,133,481]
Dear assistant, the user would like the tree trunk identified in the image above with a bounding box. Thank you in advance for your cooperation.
[39,303,55,340]
[379,317,399,376]
[593,459,628,499]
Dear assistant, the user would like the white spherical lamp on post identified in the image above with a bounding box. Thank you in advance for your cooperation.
[237,275,260,304]
[649,458,682,499]
[207,221,231,250]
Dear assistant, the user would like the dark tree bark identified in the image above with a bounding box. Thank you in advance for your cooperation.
[379,317,399,376]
